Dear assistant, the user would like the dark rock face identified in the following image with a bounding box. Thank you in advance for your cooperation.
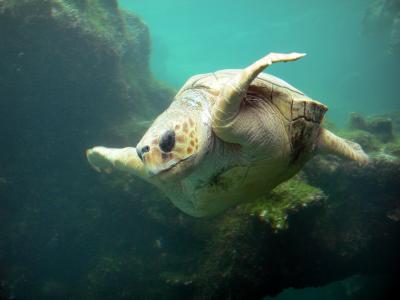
[0,0,172,192]
[0,1,174,299]
[187,160,400,299]
[0,0,175,188]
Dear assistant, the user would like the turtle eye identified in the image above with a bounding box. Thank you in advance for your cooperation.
[159,130,175,153]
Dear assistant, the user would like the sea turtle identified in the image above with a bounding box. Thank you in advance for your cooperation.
[86,52,368,217]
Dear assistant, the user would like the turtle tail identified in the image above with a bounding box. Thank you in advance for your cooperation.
[317,128,369,165]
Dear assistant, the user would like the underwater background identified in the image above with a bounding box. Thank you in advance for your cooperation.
[122,0,400,125]
[0,0,399,299]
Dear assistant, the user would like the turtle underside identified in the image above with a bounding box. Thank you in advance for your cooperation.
[168,71,329,216]
[182,70,328,166]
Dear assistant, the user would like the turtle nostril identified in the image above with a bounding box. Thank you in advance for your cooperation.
[142,145,150,153]
[137,145,150,161]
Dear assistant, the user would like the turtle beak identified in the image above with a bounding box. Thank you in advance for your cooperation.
[136,147,143,161]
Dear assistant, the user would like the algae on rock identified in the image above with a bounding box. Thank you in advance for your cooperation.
[0,1,174,299]
[240,177,325,230]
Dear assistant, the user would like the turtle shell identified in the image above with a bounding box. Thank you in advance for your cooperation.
[177,70,328,163]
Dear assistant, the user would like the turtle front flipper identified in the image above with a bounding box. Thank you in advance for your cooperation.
[86,146,148,178]
[212,52,306,143]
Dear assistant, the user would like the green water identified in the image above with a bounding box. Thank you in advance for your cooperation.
[120,0,400,126]
[0,0,399,299]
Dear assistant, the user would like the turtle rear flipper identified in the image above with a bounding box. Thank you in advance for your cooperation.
[318,128,369,165]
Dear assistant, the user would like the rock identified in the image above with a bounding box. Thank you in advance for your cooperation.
[385,111,400,133]
[363,0,400,54]
[0,0,174,205]
[0,1,174,299]
[189,157,400,299]
[368,117,395,142]
[349,113,395,143]
[385,142,400,157]
[346,113,400,160]
[349,112,367,131]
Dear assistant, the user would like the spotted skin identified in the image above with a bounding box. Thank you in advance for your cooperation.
[137,115,201,175]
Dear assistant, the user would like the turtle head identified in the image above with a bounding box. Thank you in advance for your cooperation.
[136,103,209,178]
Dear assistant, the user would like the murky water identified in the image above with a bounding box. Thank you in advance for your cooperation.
[0,0,399,299]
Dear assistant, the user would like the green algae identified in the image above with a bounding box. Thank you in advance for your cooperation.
[240,177,325,230]
[3,0,124,47]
